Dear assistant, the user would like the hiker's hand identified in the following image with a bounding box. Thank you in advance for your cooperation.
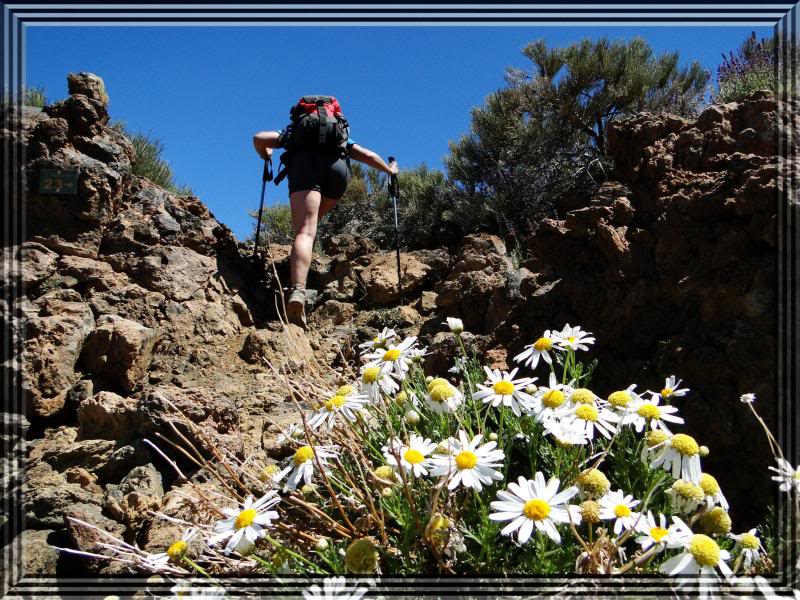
[259,147,273,160]
[388,159,399,176]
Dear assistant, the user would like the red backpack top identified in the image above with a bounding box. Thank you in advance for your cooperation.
[289,95,343,121]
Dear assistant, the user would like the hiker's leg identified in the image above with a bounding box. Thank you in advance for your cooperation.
[289,189,322,287]
[318,196,338,220]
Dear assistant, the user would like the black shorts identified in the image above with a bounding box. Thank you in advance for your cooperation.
[287,150,351,200]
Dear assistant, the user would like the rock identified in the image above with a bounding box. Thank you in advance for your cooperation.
[0,242,59,290]
[64,502,126,570]
[67,72,110,106]
[240,326,314,368]
[24,462,104,529]
[312,300,356,327]
[24,293,95,418]
[359,252,435,306]
[77,391,142,442]
[322,233,378,259]
[20,529,62,576]
[424,331,486,376]
[416,291,438,315]
[81,314,156,391]
[104,464,163,530]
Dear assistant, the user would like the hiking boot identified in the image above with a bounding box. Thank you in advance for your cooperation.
[286,287,307,330]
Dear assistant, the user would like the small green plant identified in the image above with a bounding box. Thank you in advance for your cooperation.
[249,203,295,247]
[2,85,48,108]
[109,120,194,195]
[715,32,776,103]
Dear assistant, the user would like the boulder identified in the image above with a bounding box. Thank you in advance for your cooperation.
[103,464,164,531]
[322,233,378,259]
[20,529,62,576]
[359,252,433,305]
[24,292,95,418]
[81,314,156,391]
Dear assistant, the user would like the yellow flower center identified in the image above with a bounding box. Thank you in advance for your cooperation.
[671,433,700,456]
[234,508,257,530]
[608,391,631,408]
[688,534,721,567]
[571,388,595,405]
[383,349,401,361]
[455,450,478,470]
[522,498,551,521]
[614,504,632,518]
[259,464,280,482]
[577,469,610,497]
[567,336,577,343]
[650,527,669,542]
[740,532,760,550]
[337,385,355,396]
[645,430,670,448]
[794,471,800,481]
[580,500,601,524]
[542,389,566,409]
[293,445,315,465]
[395,391,408,405]
[575,404,599,422]
[533,337,553,351]
[493,380,515,395]
[166,540,187,560]
[636,403,661,420]
[374,465,394,481]
[404,448,425,465]
[429,383,454,403]
[362,367,380,384]
[427,377,450,391]
[661,387,673,398]
[324,395,347,411]
[699,473,720,496]
[672,480,705,501]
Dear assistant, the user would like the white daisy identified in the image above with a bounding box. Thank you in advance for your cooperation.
[562,401,620,441]
[443,317,464,334]
[667,479,706,515]
[207,492,280,556]
[659,533,732,579]
[144,527,199,570]
[407,344,430,365]
[740,393,756,404]
[598,489,641,535]
[649,433,703,484]
[430,430,505,492]
[302,576,370,600]
[553,324,595,352]
[621,393,684,433]
[473,367,536,417]
[658,375,689,401]
[307,390,369,430]
[634,512,692,553]
[513,330,557,370]
[640,430,672,464]
[528,372,574,423]
[362,336,419,381]
[358,327,397,353]
[359,364,400,404]
[383,434,437,478]
[275,423,304,445]
[699,473,729,511]
[606,384,642,413]
[424,380,464,414]
[729,528,765,570]
[543,417,590,446]
[768,457,800,493]
[489,473,580,545]
[277,444,337,492]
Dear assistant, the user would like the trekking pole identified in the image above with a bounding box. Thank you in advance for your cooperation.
[252,156,273,259]
[388,156,404,305]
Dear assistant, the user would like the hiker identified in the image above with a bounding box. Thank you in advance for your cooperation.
[252,95,398,329]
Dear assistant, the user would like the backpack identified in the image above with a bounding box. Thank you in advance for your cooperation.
[281,95,350,154]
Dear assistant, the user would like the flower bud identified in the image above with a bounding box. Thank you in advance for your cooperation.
[488,432,498,442]
[404,409,420,425]
[425,376,434,384]
[314,537,330,552]
[345,537,379,574]
[699,445,710,457]
[381,487,394,498]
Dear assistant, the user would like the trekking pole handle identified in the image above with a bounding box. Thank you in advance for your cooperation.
[387,156,398,197]
[262,156,274,182]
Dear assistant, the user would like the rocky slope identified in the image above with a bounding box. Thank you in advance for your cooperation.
[3,73,785,577]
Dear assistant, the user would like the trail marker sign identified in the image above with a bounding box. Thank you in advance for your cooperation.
[38,168,78,195]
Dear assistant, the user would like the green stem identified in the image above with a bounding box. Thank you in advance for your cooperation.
[182,557,215,581]
[264,535,328,575]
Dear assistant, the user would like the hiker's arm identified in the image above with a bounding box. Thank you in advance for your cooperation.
[349,144,398,175]
[252,131,281,160]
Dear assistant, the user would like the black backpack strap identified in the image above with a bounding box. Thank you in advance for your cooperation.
[273,151,290,186]
[317,99,333,145]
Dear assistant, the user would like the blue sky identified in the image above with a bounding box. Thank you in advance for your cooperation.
[27,25,771,240]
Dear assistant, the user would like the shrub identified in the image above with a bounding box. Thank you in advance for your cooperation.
[447,36,709,238]
[109,120,194,195]
[2,85,48,108]
[715,32,775,103]
[249,202,295,247]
